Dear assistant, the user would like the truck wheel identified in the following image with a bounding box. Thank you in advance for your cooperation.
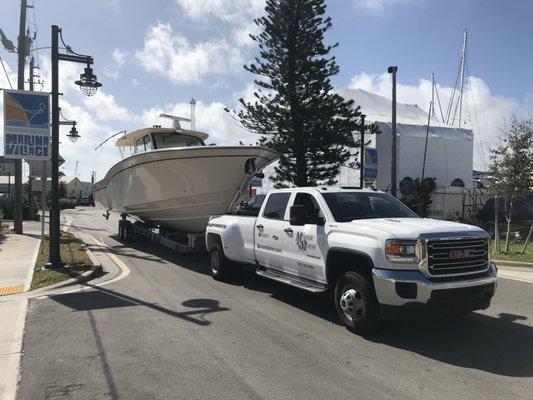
[334,271,381,335]
[210,244,233,281]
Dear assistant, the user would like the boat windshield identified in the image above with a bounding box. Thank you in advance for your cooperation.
[321,192,418,222]
[151,133,205,149]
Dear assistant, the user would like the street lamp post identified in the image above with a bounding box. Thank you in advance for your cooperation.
[388,66,398,197]
[46,25,101,269]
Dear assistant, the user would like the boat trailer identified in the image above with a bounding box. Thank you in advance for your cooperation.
[118,214,206,254]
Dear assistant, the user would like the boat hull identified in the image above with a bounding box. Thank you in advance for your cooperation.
[93,146,278,232]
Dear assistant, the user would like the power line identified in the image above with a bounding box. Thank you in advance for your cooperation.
[0,56,13,88]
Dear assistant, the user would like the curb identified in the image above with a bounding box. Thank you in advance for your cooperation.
[493,259,533,268]
[29,234,103,294]
[30,264,103,294]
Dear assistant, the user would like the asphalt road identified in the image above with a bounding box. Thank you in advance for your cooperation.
[17,207,533,400]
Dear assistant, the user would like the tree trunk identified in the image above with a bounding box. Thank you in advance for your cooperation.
[522,223,533,254]
[504,198,513,253]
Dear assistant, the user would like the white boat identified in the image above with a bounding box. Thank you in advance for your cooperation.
[93,116,279,232]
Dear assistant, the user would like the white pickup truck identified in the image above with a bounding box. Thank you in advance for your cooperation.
[206,187,497,334]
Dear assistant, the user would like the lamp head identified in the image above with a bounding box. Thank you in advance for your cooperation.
[75,62,102,96]
[67,123,80,143]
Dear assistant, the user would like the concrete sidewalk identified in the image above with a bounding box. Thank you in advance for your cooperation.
[0,233,41,400]
[0,234,40,295]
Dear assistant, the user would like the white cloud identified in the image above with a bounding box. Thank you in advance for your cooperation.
[139,100,256,145]
[112,49,126,68]
[83,91,134,122]
[131,78,141,86]
[175,0,264,46]
[103,49,127,79]
[135,22,244,85]
[348,72,520,170]
[353,0,422,15]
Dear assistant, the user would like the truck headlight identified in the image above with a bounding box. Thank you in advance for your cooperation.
[385,240,418,263]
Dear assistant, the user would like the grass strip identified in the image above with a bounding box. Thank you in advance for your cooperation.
[491,241,533,264]
[31,232,94,290]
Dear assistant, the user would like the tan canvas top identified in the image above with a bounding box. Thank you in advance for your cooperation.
[115,127,209,147]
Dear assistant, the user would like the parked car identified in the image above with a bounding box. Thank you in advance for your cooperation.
[78,195,92,206]
[477,196,533,237]
[206,187,497,334]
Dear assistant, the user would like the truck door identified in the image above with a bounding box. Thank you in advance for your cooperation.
[254,192,291,271]
[283,192,326,283]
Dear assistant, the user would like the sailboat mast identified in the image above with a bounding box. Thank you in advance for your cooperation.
[458,28,468,127]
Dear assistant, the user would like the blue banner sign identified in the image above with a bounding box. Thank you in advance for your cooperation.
[3,89,50,160]
[363,148,377,180]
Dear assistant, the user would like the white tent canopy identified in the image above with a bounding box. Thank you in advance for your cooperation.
[260,88,474,192]
[340,88,474,189]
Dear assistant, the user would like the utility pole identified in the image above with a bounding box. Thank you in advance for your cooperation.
[14,0,31,233]
[421,73,435,182]
[359,115,365,188]
[388,66,398,197]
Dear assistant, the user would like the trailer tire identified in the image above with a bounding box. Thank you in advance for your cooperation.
[334,271,382,335]
[210,244,234,281]
[118,220,125,241]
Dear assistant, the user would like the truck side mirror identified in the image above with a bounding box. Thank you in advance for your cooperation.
[290,205,306,226]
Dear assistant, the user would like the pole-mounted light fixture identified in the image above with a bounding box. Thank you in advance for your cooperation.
[59,108,80,143]
[66,123,80,143]
[46,24,102,269]
[75,61,102,96]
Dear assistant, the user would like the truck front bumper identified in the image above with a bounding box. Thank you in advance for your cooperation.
[372,263,498,321]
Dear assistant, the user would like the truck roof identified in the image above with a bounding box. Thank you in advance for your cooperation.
[268,186,382,194]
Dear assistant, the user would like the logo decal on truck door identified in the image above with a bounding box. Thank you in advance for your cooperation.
[296,232,308,251]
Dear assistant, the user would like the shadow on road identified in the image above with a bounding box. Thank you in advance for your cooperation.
[49,284,229,327]
[76,233,533,378]
[366,311,532,377]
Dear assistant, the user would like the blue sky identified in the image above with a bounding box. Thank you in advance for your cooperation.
[0,0,531,179]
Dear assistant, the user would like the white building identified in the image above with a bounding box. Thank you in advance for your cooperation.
[61,176,92,198]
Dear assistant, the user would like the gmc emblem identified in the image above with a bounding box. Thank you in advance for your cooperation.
[449,249,472,260]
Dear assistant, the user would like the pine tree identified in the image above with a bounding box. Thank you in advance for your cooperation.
[235,0,362,187]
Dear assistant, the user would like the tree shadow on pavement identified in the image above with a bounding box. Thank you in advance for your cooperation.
[367,311,532,377]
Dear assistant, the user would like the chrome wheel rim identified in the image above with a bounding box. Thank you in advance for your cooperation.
[340,288,364,322]
[211,250,221,274]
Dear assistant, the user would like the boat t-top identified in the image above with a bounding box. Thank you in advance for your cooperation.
[93,114,279,233]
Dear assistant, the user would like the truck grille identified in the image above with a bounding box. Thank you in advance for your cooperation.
[427,238,489,276]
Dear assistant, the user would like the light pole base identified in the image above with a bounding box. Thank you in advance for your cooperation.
[43,261,65,270]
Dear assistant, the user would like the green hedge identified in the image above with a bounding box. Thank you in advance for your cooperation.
[59,198,77,209]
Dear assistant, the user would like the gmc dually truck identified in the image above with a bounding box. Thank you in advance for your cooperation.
[206,187,497,334]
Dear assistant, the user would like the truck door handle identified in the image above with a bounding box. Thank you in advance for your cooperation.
[284,228,293,234]
[256,224,264,231]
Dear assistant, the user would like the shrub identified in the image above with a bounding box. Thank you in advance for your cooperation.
[59,198,77,209]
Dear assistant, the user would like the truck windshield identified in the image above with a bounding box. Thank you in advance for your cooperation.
[321,192,418,222]
[151,133,205,149]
